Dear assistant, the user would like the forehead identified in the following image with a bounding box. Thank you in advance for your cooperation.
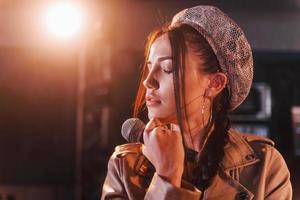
[148,33,172,62]
[148,32,204,68]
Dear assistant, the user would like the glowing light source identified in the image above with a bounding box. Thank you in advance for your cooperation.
[45,2,84,39]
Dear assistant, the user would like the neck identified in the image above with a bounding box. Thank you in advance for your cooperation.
[182,109,212,152]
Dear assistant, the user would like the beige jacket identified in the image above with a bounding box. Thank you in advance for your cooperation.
[101,129,292,200]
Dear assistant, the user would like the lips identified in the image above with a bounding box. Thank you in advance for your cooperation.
[146,94,161,106]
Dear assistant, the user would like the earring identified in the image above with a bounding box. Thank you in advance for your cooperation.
[201,90,207,128]
[201,89,213,127]
[198,90,213,155]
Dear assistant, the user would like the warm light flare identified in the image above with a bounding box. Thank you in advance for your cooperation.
[45,2,84,39]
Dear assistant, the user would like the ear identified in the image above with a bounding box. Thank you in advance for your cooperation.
[205,72,228,98]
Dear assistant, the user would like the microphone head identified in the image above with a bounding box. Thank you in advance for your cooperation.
[121,118,145,143]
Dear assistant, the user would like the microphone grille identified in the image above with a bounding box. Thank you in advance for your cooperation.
[121,118,145,142]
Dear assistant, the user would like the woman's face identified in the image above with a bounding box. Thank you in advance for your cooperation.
[143,33,210,123]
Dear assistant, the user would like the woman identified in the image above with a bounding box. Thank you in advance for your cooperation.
[101,6,292,200]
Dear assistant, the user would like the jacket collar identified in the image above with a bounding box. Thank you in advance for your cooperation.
[220,129,260,171]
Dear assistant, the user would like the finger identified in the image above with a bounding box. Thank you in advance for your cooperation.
[143,127,165,145]
[169,123,180,132]
[141,144,147,157]
[145,118,164,132]
[143,129,150,145]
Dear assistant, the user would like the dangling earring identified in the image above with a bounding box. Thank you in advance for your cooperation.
[201,90,207,129]
[199,90,213,155]
[201,89,213,130]
[187,90,208,151]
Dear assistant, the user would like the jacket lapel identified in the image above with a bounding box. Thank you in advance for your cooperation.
[204,170,254,199]
[204,129,260,199]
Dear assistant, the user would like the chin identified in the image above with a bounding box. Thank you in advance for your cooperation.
[147,112,158,120]
[148,110,163,120]
[147,110,174,122]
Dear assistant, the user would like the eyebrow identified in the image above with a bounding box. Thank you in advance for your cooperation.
[146,56,173,65]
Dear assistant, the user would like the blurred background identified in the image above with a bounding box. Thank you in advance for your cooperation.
[0,0,300,199]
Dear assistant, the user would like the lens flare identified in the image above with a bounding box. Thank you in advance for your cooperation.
[45,2,84,39]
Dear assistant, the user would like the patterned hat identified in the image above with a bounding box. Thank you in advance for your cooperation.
[170,5,253,110]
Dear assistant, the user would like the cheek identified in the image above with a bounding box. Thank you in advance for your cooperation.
[184,70,206,100]
[161,78,175,104]
[161,84,176,113]
[185,81,200,100]
[162,94,176,111]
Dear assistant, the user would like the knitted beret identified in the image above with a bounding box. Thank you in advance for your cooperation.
[170,5,253,110]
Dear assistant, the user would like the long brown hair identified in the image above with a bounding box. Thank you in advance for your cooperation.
[134,24,231,190]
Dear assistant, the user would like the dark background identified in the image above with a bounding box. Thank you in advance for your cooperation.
[0,0,299,199]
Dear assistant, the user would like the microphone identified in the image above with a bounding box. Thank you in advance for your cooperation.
[121,118,145,143]
[121,118,155,178]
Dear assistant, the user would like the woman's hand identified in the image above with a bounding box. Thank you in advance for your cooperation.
[142,118,184,187]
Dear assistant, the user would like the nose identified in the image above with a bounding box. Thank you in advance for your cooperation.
[143,71,159,90]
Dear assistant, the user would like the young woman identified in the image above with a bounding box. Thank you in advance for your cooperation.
[101,6,292,200]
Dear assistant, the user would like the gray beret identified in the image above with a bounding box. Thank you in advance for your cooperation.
[170,5,253,110]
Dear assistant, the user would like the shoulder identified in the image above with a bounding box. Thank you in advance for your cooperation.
[228,128,274,147]
[229,129,277,158]
[228,129,289,168]
[239,132,275,155]
[221,129,277,170]
[112,143,143,158]
[240,133,274,147]
[110,143,143,167]
[107,143,143,177]
[238,131,278,161]
[228,129,275,156]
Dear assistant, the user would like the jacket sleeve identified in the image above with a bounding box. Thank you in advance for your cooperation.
[101,154,128,200]
[101,151,202,200]
[144,173,201,200]
[264,146,292,200]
